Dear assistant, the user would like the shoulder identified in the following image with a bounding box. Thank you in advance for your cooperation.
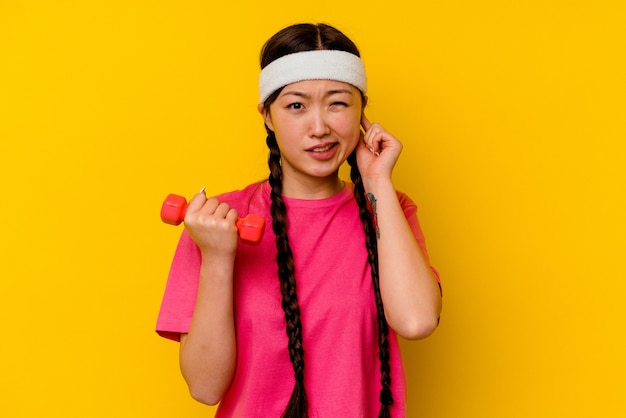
[212,181,269,213]
[395,190,418,211]
[213,181,266,201]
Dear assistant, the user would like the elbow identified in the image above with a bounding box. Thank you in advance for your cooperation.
[183,369,230,406]
[179,341,235,406]
[399,318,439,340]
[391,311,440,341]
[187,383,223,406]
[180,362,234,406]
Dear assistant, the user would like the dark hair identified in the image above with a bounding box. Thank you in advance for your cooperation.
[261,23,393,418]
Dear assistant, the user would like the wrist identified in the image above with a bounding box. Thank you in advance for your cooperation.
[361,175,394,195]
[200,253,236,279]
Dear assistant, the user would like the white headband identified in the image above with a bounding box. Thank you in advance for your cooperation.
[258,50,367,104]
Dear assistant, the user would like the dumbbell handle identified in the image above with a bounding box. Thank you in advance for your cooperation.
[160,193,265,245]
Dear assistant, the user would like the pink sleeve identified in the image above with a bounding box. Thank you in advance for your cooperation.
[397,192,441,290]
[155,229,202,342]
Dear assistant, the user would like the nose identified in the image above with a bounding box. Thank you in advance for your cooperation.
[308,108,330,138]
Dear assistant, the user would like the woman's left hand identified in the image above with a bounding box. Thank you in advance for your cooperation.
[356,114,403,183]
[357,115,442,340]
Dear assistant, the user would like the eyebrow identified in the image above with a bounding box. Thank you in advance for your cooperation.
[279,88,354,99]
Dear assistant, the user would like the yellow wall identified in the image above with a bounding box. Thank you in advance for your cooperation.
[1,1,624,416]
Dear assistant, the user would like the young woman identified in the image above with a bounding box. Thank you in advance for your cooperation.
[156,23,442,418]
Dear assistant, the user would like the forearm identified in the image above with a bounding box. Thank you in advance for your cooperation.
[179,254,237,405]
[364,178,442,340]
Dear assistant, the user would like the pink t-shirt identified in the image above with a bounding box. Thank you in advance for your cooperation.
[156,181,438,417]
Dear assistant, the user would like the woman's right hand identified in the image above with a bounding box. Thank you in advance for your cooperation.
[179,188,239,405]
[183,188,240,258]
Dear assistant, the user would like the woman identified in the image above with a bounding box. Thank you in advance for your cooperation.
[156,23,442,418]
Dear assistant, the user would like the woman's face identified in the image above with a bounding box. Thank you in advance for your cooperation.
[259,79,364,193]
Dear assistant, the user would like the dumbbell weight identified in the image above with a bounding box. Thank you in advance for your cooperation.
[160,193,265,245]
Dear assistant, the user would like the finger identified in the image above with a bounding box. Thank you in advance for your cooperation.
[363,125,383,155]
[213,201,232,219]
[225,208,239,223]
[186,186,209,213]
[361,113,372,132]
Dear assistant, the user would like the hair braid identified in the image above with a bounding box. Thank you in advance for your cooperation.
[266,129,309,418]
[348,152,394,418]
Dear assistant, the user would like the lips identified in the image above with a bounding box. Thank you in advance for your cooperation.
[307,142,337,153]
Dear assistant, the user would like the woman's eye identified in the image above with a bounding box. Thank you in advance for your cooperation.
[330,101,348,109]
[287,102,303,110]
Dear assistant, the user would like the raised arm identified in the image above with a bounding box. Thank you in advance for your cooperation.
[358,115,442,340]
[178,190,238,404]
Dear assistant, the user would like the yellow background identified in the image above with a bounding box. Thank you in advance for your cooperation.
[1,1,624,417]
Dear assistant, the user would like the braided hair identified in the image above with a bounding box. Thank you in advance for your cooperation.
[348,152,394,418]
[261,23,393,418]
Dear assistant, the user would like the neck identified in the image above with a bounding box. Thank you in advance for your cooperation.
[281,174,344,199]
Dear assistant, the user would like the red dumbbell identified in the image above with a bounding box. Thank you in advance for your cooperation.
[160,193,265,245]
